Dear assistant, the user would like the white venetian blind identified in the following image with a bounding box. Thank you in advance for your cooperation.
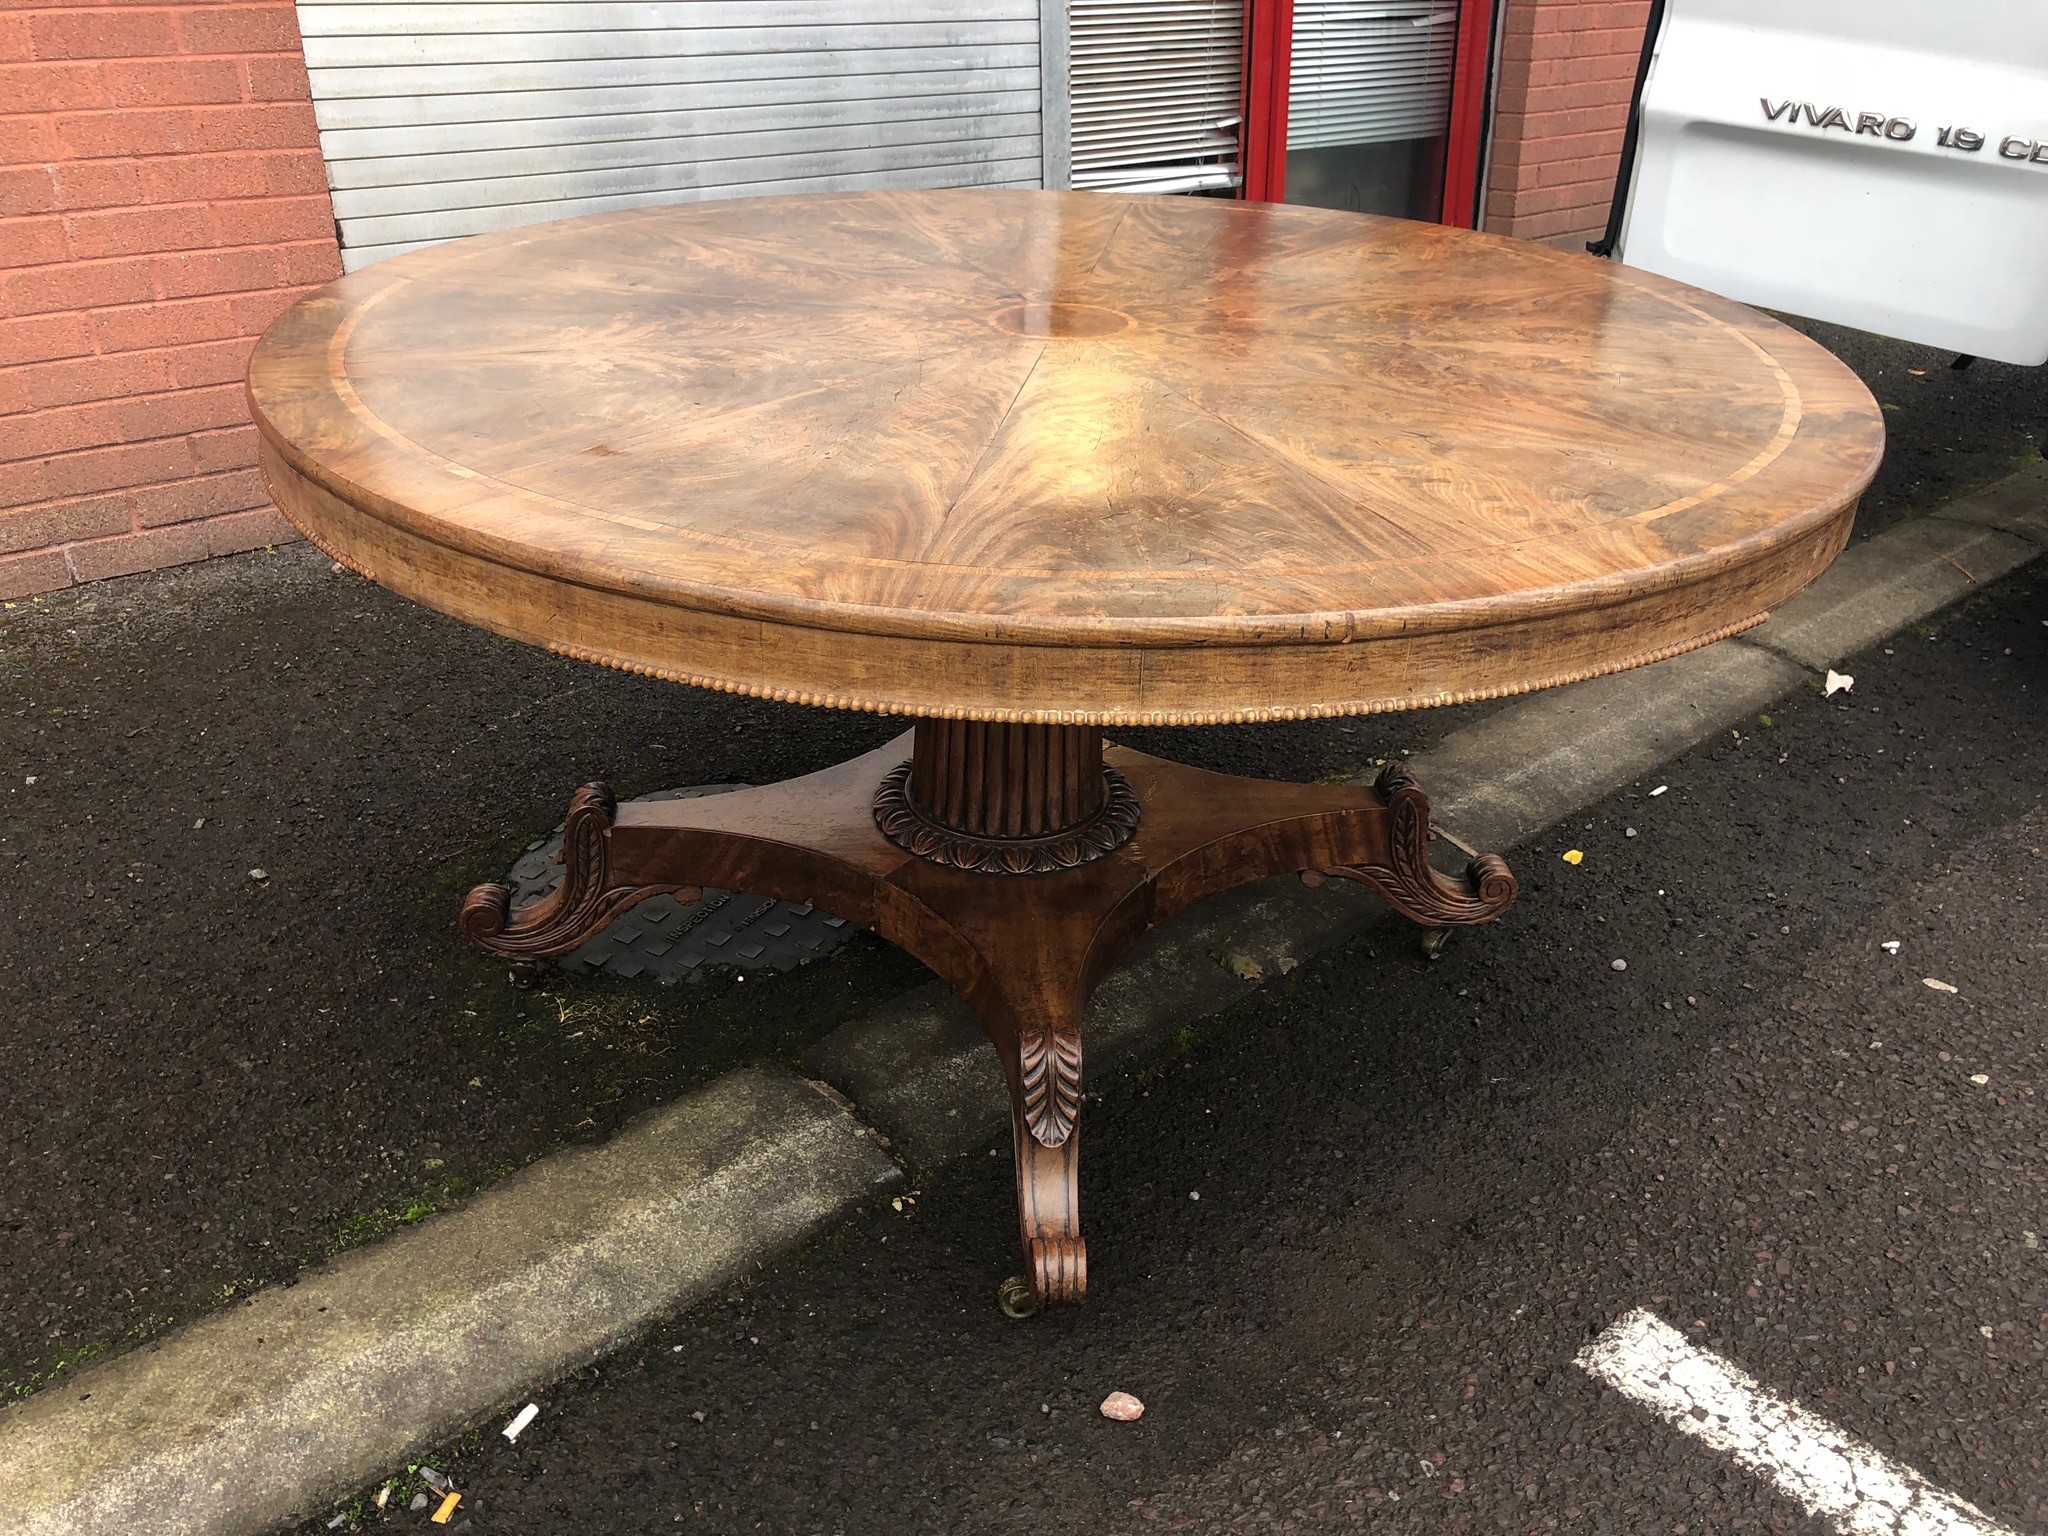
[296,0,1047,271]
[1067,0,1243,194]
[1287,0,1458,151]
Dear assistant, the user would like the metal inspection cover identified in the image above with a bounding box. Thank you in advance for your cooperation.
[503,785,860,982]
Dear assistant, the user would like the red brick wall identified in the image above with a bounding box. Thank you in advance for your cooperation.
[1484,0,1651,248]
[0,0,337,600]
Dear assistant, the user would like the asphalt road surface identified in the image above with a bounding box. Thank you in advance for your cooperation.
[303,566,2045,1533]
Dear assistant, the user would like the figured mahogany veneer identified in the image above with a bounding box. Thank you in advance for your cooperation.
[247,190,1883,726]
[250,190,1884,1309]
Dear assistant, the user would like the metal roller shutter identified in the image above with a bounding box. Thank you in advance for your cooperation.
[1066,0,1243,195]
[297,0,1049,271]
[1288,0,1458,152]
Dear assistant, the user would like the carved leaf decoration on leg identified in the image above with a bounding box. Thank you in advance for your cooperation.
[459,782,690,959]
[1315,764,1519,927]
[1018,1027,1083,1147]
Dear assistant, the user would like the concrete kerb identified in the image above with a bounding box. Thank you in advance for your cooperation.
[1743,514,2038,672]
[1411,640,1813,855]
[0,1070,900,1536]
[0,469,2040,1536]
[1930,458,2048,547]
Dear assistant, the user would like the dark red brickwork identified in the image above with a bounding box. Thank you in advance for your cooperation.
[0,0,338,600]
[1485,0,1652,248]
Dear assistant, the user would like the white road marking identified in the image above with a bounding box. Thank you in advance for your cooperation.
[1576,1310,2020,1536]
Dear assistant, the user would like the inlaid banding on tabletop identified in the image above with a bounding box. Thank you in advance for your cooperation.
[249,189,1882,726]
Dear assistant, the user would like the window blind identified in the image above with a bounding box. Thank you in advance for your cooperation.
[1067,0,1244,194]
[1288,0,1458,151]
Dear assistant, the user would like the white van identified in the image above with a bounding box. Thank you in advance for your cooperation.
[1601,0,2048,365]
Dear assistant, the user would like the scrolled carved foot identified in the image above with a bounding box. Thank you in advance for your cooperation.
[1307,763,1518,928]
[458,782,694,960]
[1010,1045,1085,1308]
[1029,1236,1088,1306]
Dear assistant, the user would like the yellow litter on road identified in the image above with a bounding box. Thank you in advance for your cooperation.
[431,1491,462,1524]
[1562,849,1584,865]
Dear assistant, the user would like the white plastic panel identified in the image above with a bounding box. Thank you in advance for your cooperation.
[1616,0,2048,365]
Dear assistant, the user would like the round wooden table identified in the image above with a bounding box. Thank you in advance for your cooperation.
[249,190,1883,1312]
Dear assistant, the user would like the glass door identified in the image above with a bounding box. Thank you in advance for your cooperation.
[1286,1,1458,218]
[1241,0,1492,226]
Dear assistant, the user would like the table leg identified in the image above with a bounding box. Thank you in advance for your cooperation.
[457,725,1518,1310]
[988,1004,1087,1313]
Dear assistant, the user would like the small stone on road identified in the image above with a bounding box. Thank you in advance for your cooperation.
[1100,1391,1145,1422]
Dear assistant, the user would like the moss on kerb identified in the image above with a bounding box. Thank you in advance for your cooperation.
[8,1342,108,1403]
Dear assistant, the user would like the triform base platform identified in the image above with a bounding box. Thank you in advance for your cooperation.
[459,723,1518,1311]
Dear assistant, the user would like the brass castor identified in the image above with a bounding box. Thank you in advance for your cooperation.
[997,1275,1039,1319]
[1419,927,1451,961]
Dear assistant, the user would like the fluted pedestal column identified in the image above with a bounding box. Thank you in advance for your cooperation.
[872,720,1141,875]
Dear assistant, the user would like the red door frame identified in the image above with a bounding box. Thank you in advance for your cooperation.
[1438,0,1495,227]
[1241,0,1493,225]
[1240,0,1293,203]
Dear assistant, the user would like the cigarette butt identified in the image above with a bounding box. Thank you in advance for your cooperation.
[431,1491,461,1524]
[503,1402,540,1441]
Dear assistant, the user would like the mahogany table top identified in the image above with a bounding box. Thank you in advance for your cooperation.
[248,190,1884,725]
